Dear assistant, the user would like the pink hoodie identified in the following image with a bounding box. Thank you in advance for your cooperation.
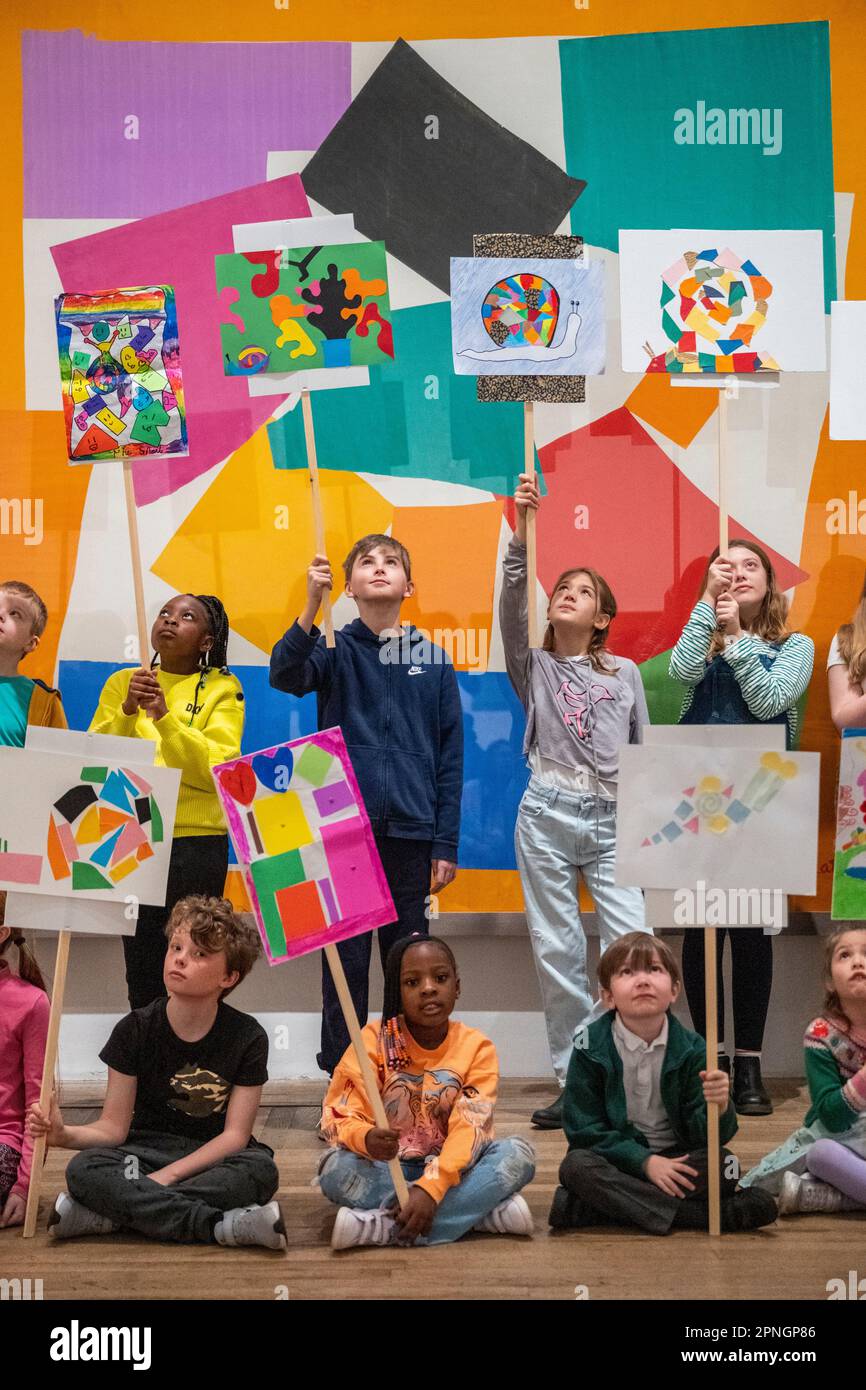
[0,960,49,1199]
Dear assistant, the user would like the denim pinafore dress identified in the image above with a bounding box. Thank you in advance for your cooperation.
[680,644,791,749]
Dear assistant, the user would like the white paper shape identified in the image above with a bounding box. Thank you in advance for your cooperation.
[5,891,133,938]
[830,301,866,440]
[615,742,819,894]
[25,725,155,764]
[618,229,826,373]
[231,212,369,398]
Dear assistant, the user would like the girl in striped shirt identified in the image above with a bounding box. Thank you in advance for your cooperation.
[669,540,814,1117]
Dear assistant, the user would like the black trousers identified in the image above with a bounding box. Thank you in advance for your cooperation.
[681,927,774,1054]
[559,1145,738,1234]
[317,835,432,1075]
[123,834,229,1010]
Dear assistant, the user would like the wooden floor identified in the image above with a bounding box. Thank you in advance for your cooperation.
[2,1079,862,1301]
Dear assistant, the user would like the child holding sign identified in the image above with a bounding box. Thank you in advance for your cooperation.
[89,593,244,1008]
[270,537,463,1077]
[669,542,814,1115]
[0,911,49,1228]
[319,934,535,1247]
[27,896,284,1249]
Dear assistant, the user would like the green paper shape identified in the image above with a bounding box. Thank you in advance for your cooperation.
[216,240,393,375]
[728,280,747,305]
[294,743,334,787]
[72,860,113,891]
[698,352,717,371]
[661,310,681,344]
[267,302,537,495]
[149,796,163,843]
[250,850,306,955]
[560,22,837,308]
[80,766,108,783]
[660,281,675,308]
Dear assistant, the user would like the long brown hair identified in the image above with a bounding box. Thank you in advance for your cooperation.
[0,894,48,992]
[542,567,619,674]
[698,539,792,659]
[835,571,866,685]
[822,924,866,1030]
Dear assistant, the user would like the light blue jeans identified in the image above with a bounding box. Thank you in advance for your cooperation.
[318,1137,536,1245]
[515,777,649,1085]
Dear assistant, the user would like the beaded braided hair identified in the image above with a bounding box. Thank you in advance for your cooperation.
[379,933,459,1071]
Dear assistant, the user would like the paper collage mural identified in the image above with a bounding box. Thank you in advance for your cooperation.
[616,744,820,894]
[13,20,854,915]
[55,286,187,462]
[215,241,393,376]
[832,730,866,919]
[214,729,395,964]
[0,747,179,907]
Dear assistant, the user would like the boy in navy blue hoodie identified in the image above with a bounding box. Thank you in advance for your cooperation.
[270,535,463,1075]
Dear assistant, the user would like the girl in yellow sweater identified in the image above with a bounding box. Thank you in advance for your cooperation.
[89,594,244,1007]
[319,934,536,1248]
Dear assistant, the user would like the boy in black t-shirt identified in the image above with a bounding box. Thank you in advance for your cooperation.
[28,896,285,1249]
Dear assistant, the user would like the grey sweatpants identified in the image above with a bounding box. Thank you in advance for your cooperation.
[65,1130,279,1244]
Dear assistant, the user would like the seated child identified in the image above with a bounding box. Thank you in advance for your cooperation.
[0,900,49,1228]
[742,924,866,1214]
[318,934,536,1248]
[0,581,66,744]
[27,896,284,1250]
[549,933,777,1234]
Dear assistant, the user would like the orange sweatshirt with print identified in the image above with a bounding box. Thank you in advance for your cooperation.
[322,1019,498,1204]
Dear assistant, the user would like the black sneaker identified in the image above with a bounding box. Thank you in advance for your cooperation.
[733,1055,773,1116]
[721,1189,778,1232]
[548,1185,591,1230]
[531,1093,564,1129]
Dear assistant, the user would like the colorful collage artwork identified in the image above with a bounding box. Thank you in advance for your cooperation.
[215,241,393,377]
[832,730,866,920]
[55,286,187,462]
[213,729,395,965]
[0,748,179,907]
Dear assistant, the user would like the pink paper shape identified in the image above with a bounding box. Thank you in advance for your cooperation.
[51,176,311,505]
[56,820,79,862]
[111,818,147,862]
[0,852,43,884]
[313,780,355,817]
[318,877,339,924]
[320,816,381,918]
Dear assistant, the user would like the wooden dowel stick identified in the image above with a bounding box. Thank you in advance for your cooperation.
[524,401,540,648]
[324,943,410,1208]
[301,390,335,649]
[122,459,152,668]
[23,931,71,1238]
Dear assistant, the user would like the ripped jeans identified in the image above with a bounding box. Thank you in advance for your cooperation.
[318,1137,536,1245]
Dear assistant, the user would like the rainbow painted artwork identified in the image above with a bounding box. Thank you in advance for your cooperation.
[0,748,180,907]
[213,728,395,965]
[55,286,187,462]
[831,729,866,920]
[214,241,393,376]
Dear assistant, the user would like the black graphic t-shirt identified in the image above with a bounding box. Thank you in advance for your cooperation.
[100,998,270,1148]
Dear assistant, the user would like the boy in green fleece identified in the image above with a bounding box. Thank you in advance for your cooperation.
[549,933,777,1234]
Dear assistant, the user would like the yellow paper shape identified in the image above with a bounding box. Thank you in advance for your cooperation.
[256,791,313,854]
[109,855,140,882]
[684,306,720,342]
[95,406,125,436]
[152,422,392,655]
[75,804,102,844]
[71,371,90,404]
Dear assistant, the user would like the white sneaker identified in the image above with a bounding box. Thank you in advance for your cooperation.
[778,1172,843,1215]
[48,1192,118,1239]
[215,1201,287,1250]
[473,1194,534,1236]
[331,1206,396,1250]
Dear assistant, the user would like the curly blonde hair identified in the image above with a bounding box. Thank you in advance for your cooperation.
[164,895,260,996]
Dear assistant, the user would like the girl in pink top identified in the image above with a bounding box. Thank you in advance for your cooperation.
[0,899,49,1227]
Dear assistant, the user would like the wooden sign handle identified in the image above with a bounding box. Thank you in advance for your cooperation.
[122,458,152,669]
[524,401,540,648]
[324,943,410,1209]
[301,390,336,649]
[23,931,71,1238]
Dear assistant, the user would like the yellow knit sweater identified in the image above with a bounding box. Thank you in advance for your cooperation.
[88,667,245,837]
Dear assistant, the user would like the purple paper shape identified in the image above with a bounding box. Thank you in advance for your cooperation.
[51,176,311,505]
[22,30,350,218]
[213,727,394,966]
[313,780,355,818]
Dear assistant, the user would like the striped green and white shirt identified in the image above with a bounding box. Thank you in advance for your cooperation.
[668,601,814,746]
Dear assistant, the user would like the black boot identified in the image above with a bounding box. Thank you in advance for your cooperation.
[732,1055,773,1116]
[717,1054,731,1076]
[531,1093,564,1129]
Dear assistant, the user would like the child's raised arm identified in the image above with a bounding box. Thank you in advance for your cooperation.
[499,474,540,702]
[27,1068,137,1151]
[269,555,335,697]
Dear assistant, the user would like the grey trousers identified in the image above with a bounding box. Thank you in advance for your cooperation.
[65,1130,279,1244]
[559,1145,738,1234]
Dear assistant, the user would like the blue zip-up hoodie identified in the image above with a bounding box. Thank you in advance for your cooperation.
[269,619,463,861]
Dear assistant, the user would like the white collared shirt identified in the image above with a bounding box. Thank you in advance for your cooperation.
[612,1013,677,1152]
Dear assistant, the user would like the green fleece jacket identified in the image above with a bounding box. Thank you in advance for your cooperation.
[563,1010,738,1178]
